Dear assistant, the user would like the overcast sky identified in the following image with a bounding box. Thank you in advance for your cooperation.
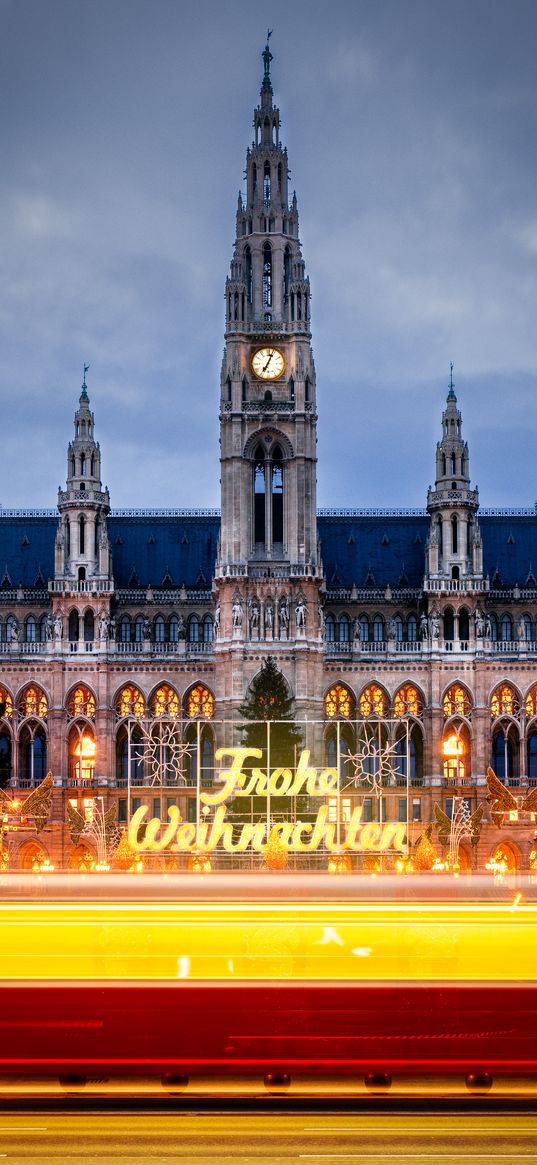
[1,0,536,510]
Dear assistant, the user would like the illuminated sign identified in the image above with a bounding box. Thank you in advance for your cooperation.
[127,747,407,855]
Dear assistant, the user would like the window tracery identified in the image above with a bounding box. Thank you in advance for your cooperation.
[151,685,180,718]
[185,684,215,720]
[67,686,96,720]
[19,685,48,720]
[490,684,520,718]
[324,684,354,719]
[525,686,537,718]
[116,685,146,719]
[0,687,13,718]
[359,685,387,717]
[443,684,471,718]
[393,685,423,717]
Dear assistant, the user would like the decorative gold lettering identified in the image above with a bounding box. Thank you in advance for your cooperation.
[201,747,263,805]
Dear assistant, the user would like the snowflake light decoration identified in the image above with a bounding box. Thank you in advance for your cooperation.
[136,720,195,786]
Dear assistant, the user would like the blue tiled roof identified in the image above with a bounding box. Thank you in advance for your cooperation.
[1,511,537,591]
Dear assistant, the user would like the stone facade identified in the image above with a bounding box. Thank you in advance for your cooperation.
[1,47,536,873]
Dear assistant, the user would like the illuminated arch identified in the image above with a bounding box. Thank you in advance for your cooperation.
[525,684,537,718]
[184,684,215,720]
[69,843,96,872]
[150,684,180,718]
[18,840,49,871]
[115,684,146,719]
[358,683,388,717]
[442,683,472,719]
[324,683,355,719]
[18,684,48,720]
[66,684,96,720]
[0,685,13,719]
[489,839,520,874]
[393,684,424,718]
[68,722,96,783]
[490,682,521,719]
[442,722,471,783]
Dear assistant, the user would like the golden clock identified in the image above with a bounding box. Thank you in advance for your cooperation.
[251,347,285,380]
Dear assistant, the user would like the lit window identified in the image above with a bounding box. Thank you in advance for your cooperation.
[152,685,180,718]
[70,733,96,781]
[324,684,353,718]
[443,684,471,718]
[393,685,422,717]
[116,685,145,719]
[185,684,215,720]
[67,686,96,720]
[442,732,466,782]
[327,796,352,823]
[0,687,13,718]
[525,686,537,717]
[491,684,519,718]
[19,685,48,719]
[359,685,387,717]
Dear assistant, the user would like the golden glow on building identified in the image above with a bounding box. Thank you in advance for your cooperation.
[324,684,353,718]
[185,684,215,720]
[359,685,387,717]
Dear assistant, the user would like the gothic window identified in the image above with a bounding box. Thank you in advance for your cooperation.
[393,685,423,717]
[393,615,403,641]
[25,615,36,643]
[501,614,513,642]
[325,728,354,781]
[407,615,417,642]
[234,290,239,320]
[492,726,519,783]
[324,684,354,719]
[252,162,257,193]
[443,608,454,641]
[65,516,71,555]
[116,685,145,719]
[297,290,302,320]
[19,723,47,784]
[451,513,458,553]
[184,725,215,786]
[359,685,387,717]
[359,615,369,642]
[242,378,248,402]
[526,686,537,718]
[284,246,291,303]
[443,684,471,718]
[263,243,272,309]
[19,685,48,720]
[203,615,214,642]
[527,731,537,780]
[394,728,422,782]
[68,724,96,783]
[254,444,266,545]
[185,684,215,720]
[451,452,456,475]
[135,615,145,642]
[154,615,165,643]
[151,685,180,718]
[263,161,271,201]
[272,445,283,544]
[442,453,446,475]
[489,613,498,641]
[6,616,17,642]
[372,615,384,642]
[70,455,76,477]
[288,376,295,401]
[305,375,311,402]
[79,514,85,555]
[491,684,520,719]
[324,614,335,642]
[90,453,95,476]
[120,616,131,643]
[225,375,231,402]
[277,162,282,192]
[68,610,79,642]
[84,610,94,642]
[522,615,532,641]
[67,686,96,720]
[443,724,470,783]
[0,687,13,719]
[169,615,179,642]
[116,725,144,785]
[80,452,86,476]
[188,615,199,643]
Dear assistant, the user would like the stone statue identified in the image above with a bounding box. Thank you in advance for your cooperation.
[45,612,54,641]
[279,599,288,629]
[295,597,306,629]
[475,608,485,638]
[353,617,361,640]
[53,614,63,642]
[485,614,492,639]
[517,616,526,641]
[318,604,325,633]
[232,597,243,629]
[420,612,429,640]
[388,617,397,640]
[142,616,151,640]
[429,610,440,640]
[214,605,220,638]
[98,613,109,640]
[249,600,259,632]
[265,601,274,632]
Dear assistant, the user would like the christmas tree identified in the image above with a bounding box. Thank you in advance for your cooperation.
[238,657,303,766]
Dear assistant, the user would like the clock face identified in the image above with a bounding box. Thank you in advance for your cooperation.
[251,347,285,381]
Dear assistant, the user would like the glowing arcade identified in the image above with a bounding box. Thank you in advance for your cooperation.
[127,747,407,855]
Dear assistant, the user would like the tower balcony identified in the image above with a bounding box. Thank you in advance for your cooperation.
[225,319,310,337]
[427,487,479,508]
[48,578,114,595]
[423,576,488,595]
[58,488,110,507]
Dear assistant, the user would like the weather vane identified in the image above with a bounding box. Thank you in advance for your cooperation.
[263,29,273,84]
[449,361,454,390]
[83,362,90,388]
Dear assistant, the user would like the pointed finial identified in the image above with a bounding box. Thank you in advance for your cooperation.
[447,360,457,401]
[262,29,273,86]
[80,362,90,401]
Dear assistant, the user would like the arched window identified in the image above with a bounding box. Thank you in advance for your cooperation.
[185,684,215,720]
[443,608,454,641]
[79,514,85,555]
[459,608,470,640]
[203,615,214,643]
[501,614,513,642]
[393,615,403,641]
[325,727,354,782]
[25,615,37,643]
[169,615,179,642]
[184,725,215,787]
[39,615,48,642]
[135,615,145,642]
[116,685,145,719]
[526,685,537,718]
[339,614,350,642]
[67,686,96,720]
[119,615,131,643]
[244,246,252,302]
[373,615,384,643]
[0,687,13,719]
[263,160,271,201]
[68,724,95,783]
[154,615,165,643]
[442,723,470,783]
[19,685,48,720]
[262,243,272,309]
[254,444,266,545]
[83,609,94,642]
[151,685,180,718]
[188,615,199,643]
[116,725,144,785]
[0,730,12,787]
[272,445,283,544]
[393,685,423,717]
[395,727,423,783]
[490,684,519,718]
[407,615,417,642]
[522,614,532,641]
[492,725,519,783]
[324,614,335,642]
[19,723,47,784]
[443,684,471,718]
[359,615,369,642]
[489,614,498,641]
[324,684,354,719]
[359,685,387,717]
[284,246,291,303]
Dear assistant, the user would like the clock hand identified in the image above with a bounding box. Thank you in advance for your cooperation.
[262,350,274,373]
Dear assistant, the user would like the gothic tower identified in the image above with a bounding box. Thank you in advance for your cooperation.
[215,39,323,652]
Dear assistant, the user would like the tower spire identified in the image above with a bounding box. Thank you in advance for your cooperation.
[262,29,273,88]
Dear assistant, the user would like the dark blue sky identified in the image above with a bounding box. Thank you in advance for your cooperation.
[1,0,536,509]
